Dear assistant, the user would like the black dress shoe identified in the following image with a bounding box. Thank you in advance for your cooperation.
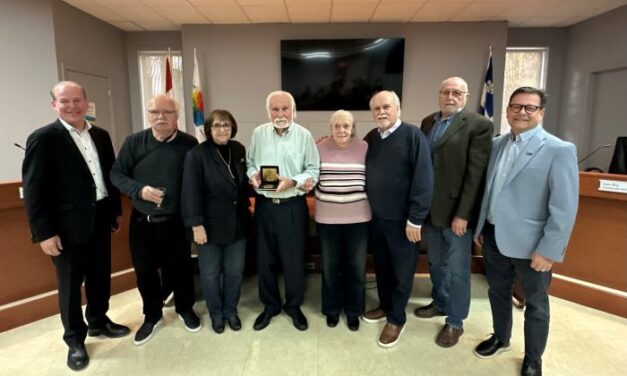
[521,357,542,376]
[226,315,242,331]
[326,315,339,328]
[67,344,89,371]
[88,321,131,338]
[347,316,359,331]
[474,334,511,359]
[253,310,277,331]
[288,309,308,331]
[211,317,225,334]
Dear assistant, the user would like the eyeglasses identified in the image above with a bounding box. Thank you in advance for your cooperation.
[148,110,177,116]
[508,104,541,113]
[439,90,468,98]
[211,124,232,131]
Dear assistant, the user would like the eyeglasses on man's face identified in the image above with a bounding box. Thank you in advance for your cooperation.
[439,90,468,98]
[148,110,177,116]
[508,104,541,113]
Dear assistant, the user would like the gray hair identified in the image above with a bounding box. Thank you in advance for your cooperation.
[369,90,401,111]
[265,90,297,119]
[329,109,356,137]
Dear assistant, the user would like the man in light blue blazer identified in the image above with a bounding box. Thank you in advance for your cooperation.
[473,87,579,376]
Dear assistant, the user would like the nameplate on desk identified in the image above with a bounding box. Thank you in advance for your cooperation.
[598,179,627,194]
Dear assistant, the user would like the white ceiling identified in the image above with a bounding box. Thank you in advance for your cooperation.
[61,0,627,31]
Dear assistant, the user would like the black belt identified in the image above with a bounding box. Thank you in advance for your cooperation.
[259,195,302,205]
[132,210,175,223]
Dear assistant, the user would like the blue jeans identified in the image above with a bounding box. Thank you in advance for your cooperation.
[196,238,246,320]
[423,222,472,328]
[317,222,368,318]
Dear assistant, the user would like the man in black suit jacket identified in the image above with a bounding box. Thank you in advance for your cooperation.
[414,77,493,348]
[22,81,130,372]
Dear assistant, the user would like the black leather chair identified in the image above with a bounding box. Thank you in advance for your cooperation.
[608,136,627,175]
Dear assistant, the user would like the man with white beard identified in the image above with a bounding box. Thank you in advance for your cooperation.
[246,90,320,331]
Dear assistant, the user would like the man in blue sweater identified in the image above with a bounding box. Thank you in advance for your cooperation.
[362,91,433,347]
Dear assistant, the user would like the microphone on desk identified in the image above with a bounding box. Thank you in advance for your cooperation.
[578,144,612,165]
[14,143,26,151]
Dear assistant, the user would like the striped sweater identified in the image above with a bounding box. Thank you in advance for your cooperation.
[314,137,372,224]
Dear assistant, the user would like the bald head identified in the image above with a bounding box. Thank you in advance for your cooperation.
[438,76,469,117]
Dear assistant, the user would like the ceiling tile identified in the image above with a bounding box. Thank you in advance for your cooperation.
[238,0,285,5]
[331,4,377,22]
[242,5,289,23]
[133,19,179,30]
[450,1,511,21]
[285,0,332,4]
[411,1,471,21]
[371,3,423,22]
[113,6,169,21]
[92,0,144,6]
[188,0,238,5]
[153,6,210,23]
[76,3,127,21]
[196,5,250,23]
[109,21,144,31]
[139,0,184,6]
[288,5,331,23]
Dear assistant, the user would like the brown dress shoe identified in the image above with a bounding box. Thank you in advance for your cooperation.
[362,308,386,323]
[414,302,446,318]
[435,324,464,348]
[378,323,405,348]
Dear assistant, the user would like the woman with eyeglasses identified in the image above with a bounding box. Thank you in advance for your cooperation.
[181,109,250,334]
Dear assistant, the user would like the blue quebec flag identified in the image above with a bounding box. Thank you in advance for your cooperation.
[479,47,494,121]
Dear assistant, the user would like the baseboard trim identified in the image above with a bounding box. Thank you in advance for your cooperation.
[0,269,137,333]
[549,274,627,318]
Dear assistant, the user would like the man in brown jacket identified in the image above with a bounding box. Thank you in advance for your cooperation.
[415,77,493,347]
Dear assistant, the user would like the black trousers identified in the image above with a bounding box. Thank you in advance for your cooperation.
[255,196,308,315]
[482,222,552,361]
[370,217,419,326]
[129,211,195,322]
[52,199,112,348]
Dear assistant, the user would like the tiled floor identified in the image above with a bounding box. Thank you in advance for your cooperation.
[1,274,625,375]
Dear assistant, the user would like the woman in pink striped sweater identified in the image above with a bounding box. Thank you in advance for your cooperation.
[314,110,371,331]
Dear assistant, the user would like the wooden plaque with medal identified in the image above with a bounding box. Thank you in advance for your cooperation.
[258,166,279,191]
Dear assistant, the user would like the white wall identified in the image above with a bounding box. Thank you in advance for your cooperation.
[180,22,508,146]
[0,0,59,182]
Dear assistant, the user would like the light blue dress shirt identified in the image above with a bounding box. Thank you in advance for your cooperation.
[487,126,543,223]
[246,122,320,198]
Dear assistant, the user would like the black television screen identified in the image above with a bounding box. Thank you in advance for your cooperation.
[281,38,405,111]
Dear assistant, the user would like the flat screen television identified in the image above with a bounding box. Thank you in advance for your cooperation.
[281,38,405,111]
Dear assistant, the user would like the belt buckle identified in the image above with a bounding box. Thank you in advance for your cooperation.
[272,198,280,204]
[146,215,153,223]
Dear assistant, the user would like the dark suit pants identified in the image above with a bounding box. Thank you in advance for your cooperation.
[318,222,367,319]
[52,200,112,348]
[370,217,418,326]
[255,196,308,315]
[129,211,195,322]
[482,222,552,361]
